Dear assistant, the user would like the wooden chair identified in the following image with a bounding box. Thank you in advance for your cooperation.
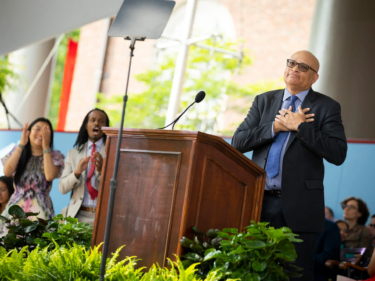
[325,248,367,280]
[339,262,368,280]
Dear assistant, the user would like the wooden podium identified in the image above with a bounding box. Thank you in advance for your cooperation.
[92,128,266,268]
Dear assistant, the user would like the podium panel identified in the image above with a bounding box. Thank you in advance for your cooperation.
[92,129,266,268]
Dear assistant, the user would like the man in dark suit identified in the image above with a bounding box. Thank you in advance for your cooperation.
[231,50,347,280]
[314,219,341,281]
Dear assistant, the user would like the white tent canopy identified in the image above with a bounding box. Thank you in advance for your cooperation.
[0,0,122,56]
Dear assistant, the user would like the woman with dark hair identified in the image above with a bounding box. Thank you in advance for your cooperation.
[1,118,64,219]
[0,176,15,236]
[59,109,109,226]
[0,176,14,214]
[336,219,349,247]
[341,196,373,256]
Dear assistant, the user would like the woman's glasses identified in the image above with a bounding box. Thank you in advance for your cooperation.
[341,203,357,210]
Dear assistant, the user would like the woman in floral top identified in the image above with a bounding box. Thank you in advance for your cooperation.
[1,118,64,219]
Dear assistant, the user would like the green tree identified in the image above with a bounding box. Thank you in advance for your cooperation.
[97,38,283,133]
[0,55,19,93]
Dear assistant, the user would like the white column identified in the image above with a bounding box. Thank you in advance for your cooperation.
[309,0,375,139]
[5,38,55,128]
[165,0,197,126]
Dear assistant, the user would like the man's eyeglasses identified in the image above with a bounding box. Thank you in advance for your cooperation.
[341,203,357,210]
[287,59,318,73]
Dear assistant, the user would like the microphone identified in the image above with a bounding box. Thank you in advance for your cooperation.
[159,91,206,130]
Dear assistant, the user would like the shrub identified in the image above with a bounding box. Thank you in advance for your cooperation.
[180,221,303,280]
[0,205,93,251]
[0,243,239,280]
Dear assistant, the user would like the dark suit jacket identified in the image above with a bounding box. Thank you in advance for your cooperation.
[313,219,341,281]
[231,88,347,233]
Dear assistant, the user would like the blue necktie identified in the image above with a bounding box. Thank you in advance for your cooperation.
[265,95,298,179]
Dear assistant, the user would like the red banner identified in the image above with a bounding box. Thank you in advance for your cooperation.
[57,39,78,131]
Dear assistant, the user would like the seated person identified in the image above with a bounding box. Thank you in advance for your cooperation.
[2,118,64,219]
[367,215,375,247]
[0,176,15,237]
[368,248,375,279]
[337,249,375,281]
[314,218,341,281]
[326,206,335,221]
[59,109,110,226]
[336,219,349,247]
[341,197,373,257]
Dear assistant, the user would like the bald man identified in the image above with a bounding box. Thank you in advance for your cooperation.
[232,50,347,280]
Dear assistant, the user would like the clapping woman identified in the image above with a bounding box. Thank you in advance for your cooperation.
[1,118,64,219]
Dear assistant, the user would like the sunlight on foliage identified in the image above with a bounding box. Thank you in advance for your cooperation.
[97,38,282,134]
[0,56,19,94]
[0,243,241,280]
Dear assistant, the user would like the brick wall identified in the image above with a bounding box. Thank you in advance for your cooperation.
[65,0,316,131]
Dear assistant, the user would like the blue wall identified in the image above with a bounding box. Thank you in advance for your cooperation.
[1,130,374,224]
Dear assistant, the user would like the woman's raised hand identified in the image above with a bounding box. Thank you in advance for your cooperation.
[42,126,51,150]
[20,123,30,146]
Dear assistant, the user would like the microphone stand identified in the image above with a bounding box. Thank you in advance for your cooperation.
[158,101,196,130]
[99,36,145,281]
[0,91,23,129]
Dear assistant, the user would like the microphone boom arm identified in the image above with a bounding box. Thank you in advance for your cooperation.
[158,101,196,130]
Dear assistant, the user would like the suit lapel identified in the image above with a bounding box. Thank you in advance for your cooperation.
[285,88,316,153]
[79,143,88,179]
[269,89,284,122]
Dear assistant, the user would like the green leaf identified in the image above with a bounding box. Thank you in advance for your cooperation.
[26,236,35,245]
[25,211,40,217]
[204,250,221,261]
[42,232,51,238]
[264,272,279,281]
[192,226,206,236]
[194,236,202,246]
[53,214,64,221]
[37,217,48,225]
[63,216,78,224]
[243,240,266,249]
[8,205,25,218]
[180,237,195,248]
[274,253,295,262]
[182,252,202,262]
[204,248,216,255]
[217,232,234,240]
[18,218,34,228]
[3,233,19,248]
[252,260,267,272]
[190,244,203,252]
[47,221,59,230]
[206,229,219,239]
[211,237,223,247]
[275,240,297,258]
[24,223,38,233]
[227,245,245,255]
[203,241,214,249]
[181,259,194,269]
[220,240,232,247]
[7,224,22,233]
[222,228,238,234]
